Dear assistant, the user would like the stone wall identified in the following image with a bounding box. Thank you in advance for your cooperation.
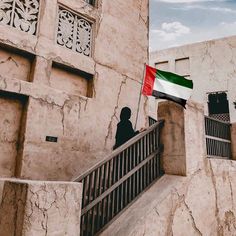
[0,0,149,180]
[0,179,82,236]
[157,101,205,176]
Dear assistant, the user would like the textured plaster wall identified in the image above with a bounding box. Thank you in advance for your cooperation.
[101,159,236,236]
[0,179,82,236]
[0,0,149,180]
[158,101,205,177]
[150,36,236,123]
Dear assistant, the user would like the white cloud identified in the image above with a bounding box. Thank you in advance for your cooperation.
[150,21,236,51]
[210,7,236,13]
[173,5,236,13]
[156,0,225,3]
[220,21,236,29]
[152,22,190,41]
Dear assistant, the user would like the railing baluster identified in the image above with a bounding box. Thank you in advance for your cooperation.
[101,198,106,227]
[143,162,146,189]
[107,192,112,222]
[129,177,132,203]
[136,141,140,195]
[86,210,91,236]
[106,161,110,190]
[82,177,88,208]
[128,147,132,203]
[103,163,108,192]
[149,132,151,155]
[115,186,120,214]
[117,154,121,181]
[93,169,99,200]
[110,189,115,219]
[90,206,96,235]
[146,134,148,157]
[99,166,104,196]
[119,153,124,210]
[150,157,153,182]
[106,161,112,221]
[140,139,144,191]
[112,156,116,185]
[89,172,95,203]
[147,161,150,186]
[81,214,85,236]
[134,143,138,196]
[124,150,128,206]
[96,201,101,231]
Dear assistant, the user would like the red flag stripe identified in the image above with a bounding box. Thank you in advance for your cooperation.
[142,65,156,96]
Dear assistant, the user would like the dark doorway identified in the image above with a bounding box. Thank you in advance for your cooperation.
[208,92,230,122]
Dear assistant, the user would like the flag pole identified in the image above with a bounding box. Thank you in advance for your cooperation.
[134,63,146,130]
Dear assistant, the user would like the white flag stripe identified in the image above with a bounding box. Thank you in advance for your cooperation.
[153,78,192,100]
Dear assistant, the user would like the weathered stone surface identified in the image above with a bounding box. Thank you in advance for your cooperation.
[184,101,205,175]
[158,101,186,176]
[0,179,82,236]
[157,101,204,176]
[100,159,236,236]
[0,0,149,180]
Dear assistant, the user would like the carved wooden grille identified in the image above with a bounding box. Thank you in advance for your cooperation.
[0,0,39,35]
[57,7,92,57]
[209,113,230,123]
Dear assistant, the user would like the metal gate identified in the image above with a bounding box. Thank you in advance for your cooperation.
[205,116,232,159]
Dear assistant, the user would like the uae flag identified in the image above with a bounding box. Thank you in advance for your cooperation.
[142,65,193,108]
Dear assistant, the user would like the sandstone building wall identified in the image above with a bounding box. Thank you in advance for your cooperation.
[0,179,83,235]
[149,36,236,123]
[0,0,149,181]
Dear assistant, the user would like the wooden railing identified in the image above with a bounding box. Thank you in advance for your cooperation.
[148,116,157,126]
[74,120,164,236]
[205,116,231,159]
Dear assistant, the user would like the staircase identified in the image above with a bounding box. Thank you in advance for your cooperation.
[74,119,164,236]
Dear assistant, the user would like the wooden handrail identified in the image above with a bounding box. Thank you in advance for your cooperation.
[73,120,164,182]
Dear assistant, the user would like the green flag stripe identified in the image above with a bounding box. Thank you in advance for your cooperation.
[156,69,193,89]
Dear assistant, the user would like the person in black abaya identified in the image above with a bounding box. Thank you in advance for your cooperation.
[113,107,144,149]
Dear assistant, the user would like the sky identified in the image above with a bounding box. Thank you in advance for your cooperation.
[150,0,236,51]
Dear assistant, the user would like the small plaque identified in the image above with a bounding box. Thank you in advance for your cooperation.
[46,136,58,143]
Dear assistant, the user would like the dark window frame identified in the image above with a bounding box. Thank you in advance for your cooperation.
[208,92,229,115]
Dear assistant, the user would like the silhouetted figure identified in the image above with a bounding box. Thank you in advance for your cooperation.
[113,107,139,149]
